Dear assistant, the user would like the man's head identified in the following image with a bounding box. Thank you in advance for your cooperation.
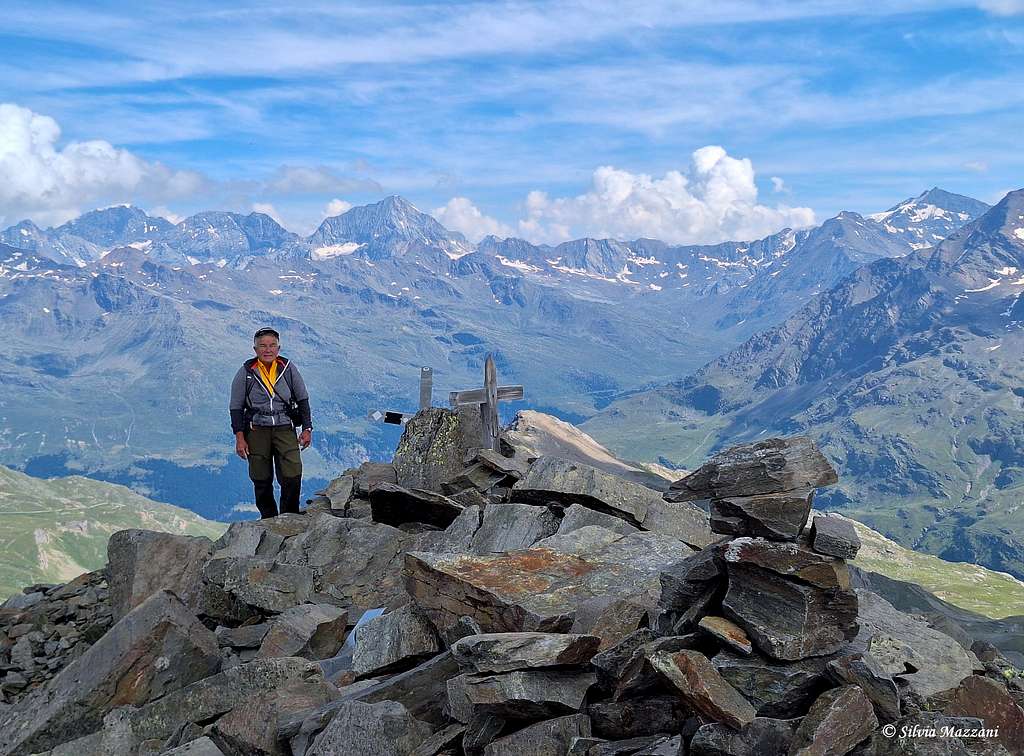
[253,328,280,365]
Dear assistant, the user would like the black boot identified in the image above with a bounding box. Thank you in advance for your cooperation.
[279,476,302,515]
[253,478,278,519]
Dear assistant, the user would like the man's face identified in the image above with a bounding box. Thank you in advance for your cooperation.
[254,336,280,364]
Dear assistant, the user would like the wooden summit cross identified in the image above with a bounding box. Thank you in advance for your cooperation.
[367,366,434,425]
[449,353,524,452]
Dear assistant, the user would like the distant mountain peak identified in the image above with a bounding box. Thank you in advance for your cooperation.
[308,194,471,260]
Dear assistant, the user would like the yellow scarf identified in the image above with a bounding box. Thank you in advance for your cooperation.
[255,359,278,396]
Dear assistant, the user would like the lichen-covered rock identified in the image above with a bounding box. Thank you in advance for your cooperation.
[405,526,692,640]
[393,407,483,492]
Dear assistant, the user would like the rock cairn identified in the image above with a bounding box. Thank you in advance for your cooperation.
[0,570,112,706]
[0,410,1020,756]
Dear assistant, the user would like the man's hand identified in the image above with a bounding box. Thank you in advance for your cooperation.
[299,429,312,450]
[235,434,249,460]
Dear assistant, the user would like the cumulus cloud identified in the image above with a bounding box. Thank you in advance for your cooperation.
[513,146,815,245]
[323,198,353,217]
[150,205,184,224]
[251,202,285,225]
[432,197,514,242]
[0,103,205,227]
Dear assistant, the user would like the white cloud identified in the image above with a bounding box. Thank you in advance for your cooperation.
[265,165,380,195]
[251,202,284,225]
[432,197,514,242]
[514,146,815,245]
[150,206,184,224]
[0,103,204,226]
[770,176,788,193]
[324,198,352,217]
[978,0,1024,15]
[963,160,990,173]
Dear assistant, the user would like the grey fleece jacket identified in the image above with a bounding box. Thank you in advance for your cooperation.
[229,356,311,433]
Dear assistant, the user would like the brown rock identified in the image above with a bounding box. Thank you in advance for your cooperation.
[788,685,877,756]
[699,616,753,656]
[649,650,756,729]
[404,527,693,640]
[942,674,1024,753]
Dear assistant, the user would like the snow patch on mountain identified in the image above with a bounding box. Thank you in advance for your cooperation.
[312,242,363,260]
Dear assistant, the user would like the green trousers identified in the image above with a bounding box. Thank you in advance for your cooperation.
[246,425,302,518]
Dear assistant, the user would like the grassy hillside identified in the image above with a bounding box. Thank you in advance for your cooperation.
[836,511,1024,619]
[0,465,226,601]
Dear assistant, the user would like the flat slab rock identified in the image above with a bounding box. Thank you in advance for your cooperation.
[666,437,837,503]
[709,490,813,542]
[452,632,602,674]
[511,456,658,526]
[405,526,694,640]
[448,669,597,721]
[699,616,753,656]
[810,515,861,559]
[484,714,592,756]
[649,649,757,730]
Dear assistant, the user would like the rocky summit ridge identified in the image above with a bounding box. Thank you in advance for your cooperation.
[1,409,1022,756]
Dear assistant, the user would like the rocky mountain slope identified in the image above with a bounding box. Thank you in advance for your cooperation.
[0,190,985,519]
[584,189,1024,581]
[0,465,225,601]
[1,410,1021,756]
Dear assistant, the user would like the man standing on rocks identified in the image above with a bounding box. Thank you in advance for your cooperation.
[230,327,313,518]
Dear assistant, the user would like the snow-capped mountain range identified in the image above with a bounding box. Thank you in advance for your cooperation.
[0,188,991,526]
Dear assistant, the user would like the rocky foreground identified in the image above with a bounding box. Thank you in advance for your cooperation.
[1,407,1022,755]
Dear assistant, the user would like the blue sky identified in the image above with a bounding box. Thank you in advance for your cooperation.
[0,0,1022,242]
